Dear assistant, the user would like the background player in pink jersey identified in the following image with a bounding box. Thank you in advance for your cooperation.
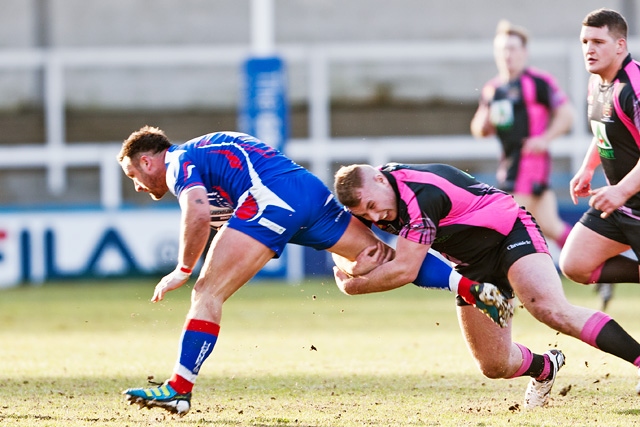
[470,20,614,309]
[334,162,640,408]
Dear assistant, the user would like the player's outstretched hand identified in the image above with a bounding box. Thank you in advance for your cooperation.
[152,268,191,302]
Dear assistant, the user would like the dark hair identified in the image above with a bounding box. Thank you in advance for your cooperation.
[583,8,628,40]
[334,164,364,208]
[117,125,172,162]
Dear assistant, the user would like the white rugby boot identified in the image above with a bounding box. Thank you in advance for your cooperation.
[524,349,565,409]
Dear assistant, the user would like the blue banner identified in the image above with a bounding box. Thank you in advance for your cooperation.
[239,56,288,152]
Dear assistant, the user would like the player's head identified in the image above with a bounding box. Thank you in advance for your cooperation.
[334,164,397,223]
[580,9,628,79]
[118,125,172,162]
[493,20,529,79]
[582,8,628,41]
[118,125,172,200]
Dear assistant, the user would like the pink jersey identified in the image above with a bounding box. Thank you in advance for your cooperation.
[480,67,568,195]
[374,163,522,266]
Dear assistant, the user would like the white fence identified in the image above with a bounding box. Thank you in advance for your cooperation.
[0,38,603,208]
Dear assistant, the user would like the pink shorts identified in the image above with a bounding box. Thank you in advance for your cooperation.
[513,152,551,196]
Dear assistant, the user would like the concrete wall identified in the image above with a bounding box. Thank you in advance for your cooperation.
[0,0,631,110]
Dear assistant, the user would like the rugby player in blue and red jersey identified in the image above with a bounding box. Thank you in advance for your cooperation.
[334,162,640,408]
[116,127,511,415]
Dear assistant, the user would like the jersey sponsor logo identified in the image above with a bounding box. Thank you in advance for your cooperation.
[489,99,514,130]
[258,217,286,234]
[507,240,531,251]
[591,120,616,159]
[597,85,615,123]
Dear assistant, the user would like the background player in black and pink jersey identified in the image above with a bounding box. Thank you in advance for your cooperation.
[471,19,614,310]
[333,162,640,407]
[471,20,574,249]
[561,9,640,341]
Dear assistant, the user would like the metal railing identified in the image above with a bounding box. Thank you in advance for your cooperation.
[0,38,597,208]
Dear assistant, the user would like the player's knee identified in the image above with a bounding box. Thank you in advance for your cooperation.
[558,259,590,284]
[559,265,590,284]
[476,360,510,379]
[190,280,225,310]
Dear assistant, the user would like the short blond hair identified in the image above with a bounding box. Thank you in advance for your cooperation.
[495,20,529,47]
[334,164,365,208]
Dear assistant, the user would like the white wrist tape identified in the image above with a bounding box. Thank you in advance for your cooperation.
[171,265,192,281]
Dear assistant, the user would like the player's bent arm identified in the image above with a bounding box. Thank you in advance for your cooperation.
[332,240,394,276]
[600,158,640,212]
[177,186,212,270]
[580,138,602,174]
[150,187,211,302]
[524,102,574,153]
[614,158,640,198]
[570,138,601,204]
[334,237,429,295]
[328,215,393,275]
[545,102,574,142]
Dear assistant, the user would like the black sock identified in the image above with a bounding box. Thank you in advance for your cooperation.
[598,255,639,283]
[522,353,546,379]
[596,320,640,365]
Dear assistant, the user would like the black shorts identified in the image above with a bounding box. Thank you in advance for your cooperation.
[455,210,550,306]
[579,207,640,260]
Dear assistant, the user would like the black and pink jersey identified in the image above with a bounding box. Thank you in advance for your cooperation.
[587,54,640,212]
[373,163,523,267]
[481,67,568,194]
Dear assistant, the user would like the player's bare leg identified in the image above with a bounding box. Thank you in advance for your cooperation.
[457,304,520,378]
[512,252,640,403]
[560,223,631,284]
[124,226,276,416]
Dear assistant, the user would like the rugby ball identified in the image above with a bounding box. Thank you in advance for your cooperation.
[210,206,234,229]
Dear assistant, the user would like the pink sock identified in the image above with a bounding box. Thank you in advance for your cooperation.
[580,312,611,348]
[510,343,534,378]
[589,263,605,284]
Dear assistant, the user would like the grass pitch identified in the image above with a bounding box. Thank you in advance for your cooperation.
[0,276,639,426]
